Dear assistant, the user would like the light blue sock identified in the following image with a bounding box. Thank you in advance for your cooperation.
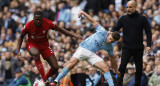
[55,67,69,82]
[104,72,114,86]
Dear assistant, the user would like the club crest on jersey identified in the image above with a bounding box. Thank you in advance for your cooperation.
[43,30,45,34]
[31,35,34,39]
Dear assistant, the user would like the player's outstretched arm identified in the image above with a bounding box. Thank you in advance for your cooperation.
[17,33,25,61]
[78,11,98,27]
[109,55,121,77]
[55,26,82,39]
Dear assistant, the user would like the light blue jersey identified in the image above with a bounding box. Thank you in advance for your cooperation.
[79,24,113,55]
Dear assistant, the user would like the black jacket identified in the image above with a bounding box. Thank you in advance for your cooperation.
[111,11,152,49]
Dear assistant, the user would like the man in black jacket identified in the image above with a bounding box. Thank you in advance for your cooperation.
[111,1,152,86]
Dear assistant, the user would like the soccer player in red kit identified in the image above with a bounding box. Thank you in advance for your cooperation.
[16,11,82,85]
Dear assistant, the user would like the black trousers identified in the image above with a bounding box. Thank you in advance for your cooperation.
[117,48,143,86]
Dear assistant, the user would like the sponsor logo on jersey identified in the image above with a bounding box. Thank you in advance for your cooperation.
[31,32,36,34]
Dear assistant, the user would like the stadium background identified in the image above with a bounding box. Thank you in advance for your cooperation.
[0,0,160,86]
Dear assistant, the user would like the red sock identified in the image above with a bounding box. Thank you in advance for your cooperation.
[34,57,46,81]
[46,68,56,79]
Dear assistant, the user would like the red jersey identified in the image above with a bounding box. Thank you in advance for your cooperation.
[22,18,57,42]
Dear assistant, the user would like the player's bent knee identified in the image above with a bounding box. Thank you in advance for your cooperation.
[70,58,79,64]
[30,51,40,57]
[67,62,75,70]
[29,47,40,56]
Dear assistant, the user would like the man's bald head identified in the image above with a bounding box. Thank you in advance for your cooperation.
[127,0,137,15]
[128,0,137,7]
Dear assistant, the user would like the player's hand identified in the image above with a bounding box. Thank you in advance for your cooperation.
[115,70,121,77]
[78,11,85,19]
[145,47,151,54]
[76,35,83,40]
[78,11,83,18]
[17,52,24,61]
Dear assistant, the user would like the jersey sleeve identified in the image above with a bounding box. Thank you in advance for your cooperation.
[48,20,58,30]
[21,23,29,35]
[96,24,108,33]
[96,24,108,37]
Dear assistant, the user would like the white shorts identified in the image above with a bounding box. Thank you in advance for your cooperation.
[72,47,103,65]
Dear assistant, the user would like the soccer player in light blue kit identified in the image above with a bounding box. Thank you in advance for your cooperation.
[52,11,121,86]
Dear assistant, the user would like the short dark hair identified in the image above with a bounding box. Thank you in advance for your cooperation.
[34,11,43,16]
[112,31,120,41]
[15,68,22,73]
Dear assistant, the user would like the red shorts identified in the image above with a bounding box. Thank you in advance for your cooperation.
[26,42,54,59]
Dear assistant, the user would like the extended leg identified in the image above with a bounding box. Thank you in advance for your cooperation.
[45,54,59,79]
[54,57,79,82]
[133,50,143,86]
[118,48,132,86]
[94,60,114,86]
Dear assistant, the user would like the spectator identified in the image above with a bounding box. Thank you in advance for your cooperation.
[19,11,27,24]
[71,0,82,26]
[144,64,154,80]
[153,39,160,53]
[57,1,71,23]
[41,2,56,21]
[70,66,94,86]
[0,11,4,29]
[123,64,135,86]
[123,63,148,86]
[0,33,6,45]
[0,0,9,9]
[0,51,20,86]
[27,3,36,22]
[148,64,160,86]
[84,0,100,14]
[28,65,41,85]
[10,67,31,86]
[4,12,17,33]
[59,73,73,86]
[5,28,15,41]
[153,11,160,25]
[88,67,101,86]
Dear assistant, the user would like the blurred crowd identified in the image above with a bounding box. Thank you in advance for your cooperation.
[0,0,160,86]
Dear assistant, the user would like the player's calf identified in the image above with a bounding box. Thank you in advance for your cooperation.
[46,68,58,79]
